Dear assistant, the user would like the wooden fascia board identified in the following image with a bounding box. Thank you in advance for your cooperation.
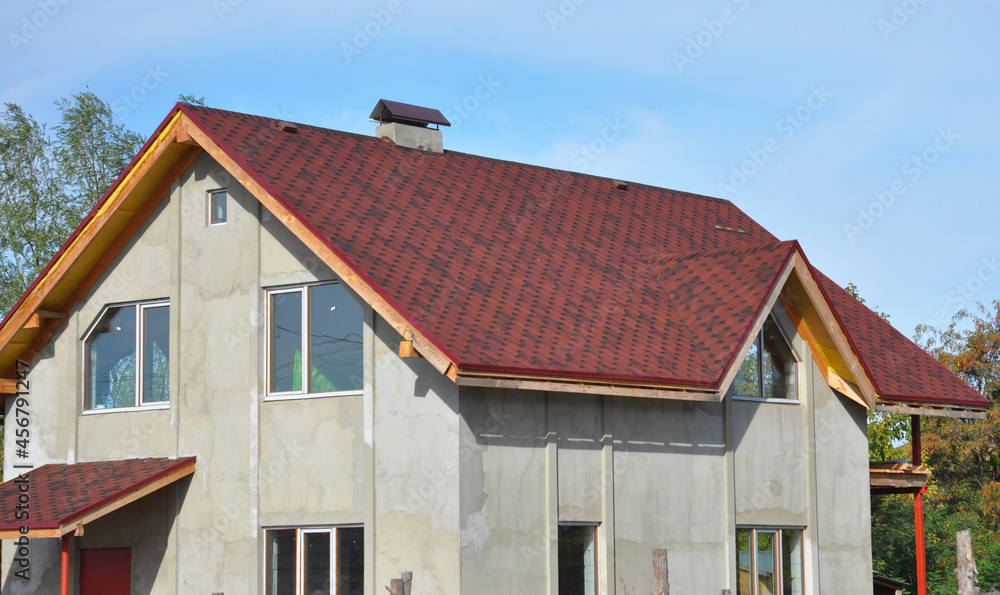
[779,292,869,409]
[457,375,720,402]
[0,112,186,373]
[715,253,798,399]
[876,404,987,420]
[0,527,61,539]
[58,461,196,537]
[178,113,458,377]
[786,253,880,409]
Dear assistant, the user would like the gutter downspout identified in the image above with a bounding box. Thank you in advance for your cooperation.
[60,535,69,595]
[912,414,927,595]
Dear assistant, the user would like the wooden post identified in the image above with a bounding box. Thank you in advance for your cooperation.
[957,530,978,595]
[653,549,669,595]
[912,414,927,595]
[388,578,402,595]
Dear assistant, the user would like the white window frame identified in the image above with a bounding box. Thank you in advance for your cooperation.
[81,299,170,414]
[264,525,363,595]
[208,188,227,226]
[264,282,364,401]
[736,526,805,595]
[732,314,800,404]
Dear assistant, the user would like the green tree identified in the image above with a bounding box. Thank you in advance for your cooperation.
[177,94,206,106]
[53,91,144,208]
[0,92,143,317]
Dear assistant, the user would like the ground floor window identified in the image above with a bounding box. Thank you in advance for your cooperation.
[737,527,803,595]
[266,526,363,595]
[558,524,597,595]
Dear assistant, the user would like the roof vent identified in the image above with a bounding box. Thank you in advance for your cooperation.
[612,180,628,190]
[369,99,450,153]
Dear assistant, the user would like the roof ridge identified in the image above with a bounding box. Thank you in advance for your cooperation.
[182,104,737,207]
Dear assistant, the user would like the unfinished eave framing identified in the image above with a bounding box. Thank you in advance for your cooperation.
[870,461,930,495]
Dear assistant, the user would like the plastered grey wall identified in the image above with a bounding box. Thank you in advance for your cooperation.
[458,388,732,595]
[0,152,378,595]
[372,319,461,594]
[455,309,872,594]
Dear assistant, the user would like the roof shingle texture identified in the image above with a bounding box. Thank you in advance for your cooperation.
[0,457,195,533]
[182,105,985,407]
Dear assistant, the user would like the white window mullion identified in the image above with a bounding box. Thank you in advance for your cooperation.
[300,288,310,394]
[135,305,144,407]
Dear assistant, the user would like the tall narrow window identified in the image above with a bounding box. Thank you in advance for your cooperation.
[736,527,803,595]
[209,189,227,225]
[267,283,363,397]
[265,527,363,595]
[84,301,169,410]
[733,316,797,401]
[558,524,597,595]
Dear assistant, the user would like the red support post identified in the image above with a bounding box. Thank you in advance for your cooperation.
[912,414,927,595]
[60,535,70,595]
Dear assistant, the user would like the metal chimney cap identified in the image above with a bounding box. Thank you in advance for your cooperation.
[369,99,451,128]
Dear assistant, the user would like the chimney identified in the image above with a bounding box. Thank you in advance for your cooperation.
[369,99,451,153]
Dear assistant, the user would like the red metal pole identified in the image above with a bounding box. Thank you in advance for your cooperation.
[60,535,69,595]
[912,414,927,595]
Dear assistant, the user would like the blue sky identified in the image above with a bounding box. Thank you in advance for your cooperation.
[2,0,998,339]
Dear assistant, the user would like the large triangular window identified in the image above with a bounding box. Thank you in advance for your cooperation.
[733,315,797,401]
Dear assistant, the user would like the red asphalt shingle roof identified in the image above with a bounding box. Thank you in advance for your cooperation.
[101,105,981,409]
[0,457,195,535]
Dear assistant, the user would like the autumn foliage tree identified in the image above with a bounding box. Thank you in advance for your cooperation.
[872,300,1000,592]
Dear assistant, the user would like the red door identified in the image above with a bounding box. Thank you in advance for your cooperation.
[80,548,131,595]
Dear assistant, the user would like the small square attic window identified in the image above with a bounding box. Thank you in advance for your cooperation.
[209,189,227,225]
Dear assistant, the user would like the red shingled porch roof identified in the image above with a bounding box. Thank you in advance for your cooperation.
[0,457,195,539]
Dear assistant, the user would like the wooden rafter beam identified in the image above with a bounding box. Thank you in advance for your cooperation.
[457,375,720,402]
[876,404,987,420]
